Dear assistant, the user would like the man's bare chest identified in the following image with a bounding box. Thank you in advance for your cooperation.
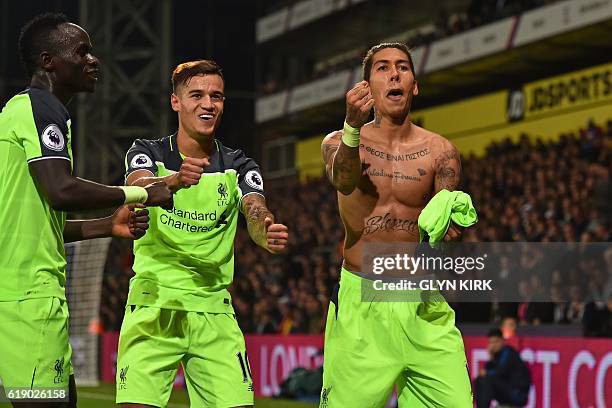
[357,142,435,207]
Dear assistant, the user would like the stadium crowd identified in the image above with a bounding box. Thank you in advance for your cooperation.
[100,119,612,337]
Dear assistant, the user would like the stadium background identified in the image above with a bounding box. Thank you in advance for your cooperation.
[1,0,611,407]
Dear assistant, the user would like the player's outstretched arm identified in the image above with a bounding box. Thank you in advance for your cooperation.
[126,157,210,193]
[241,194,288,254]
[321,81,373,195]
[29,159,173,211]
[63,204,149,243]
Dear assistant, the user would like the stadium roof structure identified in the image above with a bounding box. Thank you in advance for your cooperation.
[256,0,470,57]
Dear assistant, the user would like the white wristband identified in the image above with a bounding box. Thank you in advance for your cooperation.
[120,186,148,204]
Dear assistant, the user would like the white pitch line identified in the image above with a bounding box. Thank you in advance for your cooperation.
[78,391,188,407]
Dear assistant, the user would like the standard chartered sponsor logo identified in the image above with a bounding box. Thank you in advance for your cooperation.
[166,207,217,221]
[160,207,219,233]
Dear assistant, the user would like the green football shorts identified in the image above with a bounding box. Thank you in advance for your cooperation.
[116,305,254,407]
[0,297,72,390]
[320,268,472,408]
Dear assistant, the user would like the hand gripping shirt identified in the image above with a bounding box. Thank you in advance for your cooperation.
[0,87,73,301]
[124,134,264,313]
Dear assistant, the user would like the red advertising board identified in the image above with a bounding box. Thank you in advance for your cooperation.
[465,336,612,408]
[100,332,611,406]
[245,335,324,397]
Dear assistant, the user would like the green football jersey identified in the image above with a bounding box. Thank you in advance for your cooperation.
[124,135,265,312]
[0,87,73,301]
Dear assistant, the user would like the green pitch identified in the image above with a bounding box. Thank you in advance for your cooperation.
[0,382,318,407]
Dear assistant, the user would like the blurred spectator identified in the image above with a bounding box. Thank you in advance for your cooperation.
[500,317,517,340]
[583,294,612,337]
[598,295,612,337]
[565,284,585,325]
[474,328,531,408]
[550,285,569,324]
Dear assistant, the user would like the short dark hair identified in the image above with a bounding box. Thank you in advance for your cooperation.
[362,42,415,82]
[487,328,504,338]
[18,12,69,78]
[172,60,224,92]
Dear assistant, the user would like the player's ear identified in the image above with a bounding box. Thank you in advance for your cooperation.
[413,79,419,97]
[170,93,180,112]
[40,51,54,72]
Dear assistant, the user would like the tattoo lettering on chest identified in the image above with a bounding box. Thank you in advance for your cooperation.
[363,213,418,235]
[361,145,430,162]
[364,168,422,182]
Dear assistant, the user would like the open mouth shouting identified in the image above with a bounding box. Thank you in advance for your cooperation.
[386,88,404,101]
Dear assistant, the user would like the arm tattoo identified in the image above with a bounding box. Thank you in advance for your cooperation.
[242,195,273,248]
[322,143,338,182]
[332,142,361,195]
[321,131,362,194]
[434,148,462,192]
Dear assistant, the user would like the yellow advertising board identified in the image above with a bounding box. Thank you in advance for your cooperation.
[296,135,325,181]
[519,62,612,120]
[452,103,611,156]
[411,91,508,139]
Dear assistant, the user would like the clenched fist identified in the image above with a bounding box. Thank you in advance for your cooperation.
[264,216,289,254]
[144,181,174,210]
[345,81,375,129]
[110,204,150,239]
[167,156,210,192]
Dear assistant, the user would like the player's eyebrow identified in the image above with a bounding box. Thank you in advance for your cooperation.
[373,59,410,66]
[187,89,224,96]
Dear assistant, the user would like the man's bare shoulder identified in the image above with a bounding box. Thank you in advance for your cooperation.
[321,130,343,164]
[413,124,457,152]
[357,120,377,138]
[322,130,343,146]
[412,124,447,143]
